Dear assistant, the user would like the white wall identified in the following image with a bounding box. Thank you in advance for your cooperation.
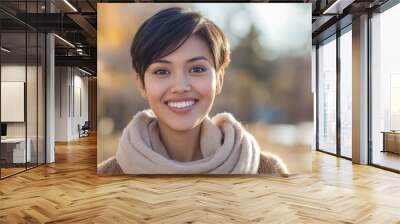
[55,67,69,141]
[72,73,89,138]
[55,67,89,141]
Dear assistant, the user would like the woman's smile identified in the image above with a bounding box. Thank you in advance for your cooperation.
[165,98,199,115]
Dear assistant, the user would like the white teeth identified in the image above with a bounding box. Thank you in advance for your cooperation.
[167,100,195,109]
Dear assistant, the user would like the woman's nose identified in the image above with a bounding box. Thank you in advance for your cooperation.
[171,73,191,93]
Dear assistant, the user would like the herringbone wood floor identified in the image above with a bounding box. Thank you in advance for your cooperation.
[1,134,400,224]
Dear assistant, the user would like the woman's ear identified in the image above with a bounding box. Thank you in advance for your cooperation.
[133,74,146,99]
[216,68,225,95]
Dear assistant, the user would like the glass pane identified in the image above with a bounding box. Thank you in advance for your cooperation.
[1,30,27,177]
[27,31,38,169]
[340,29,352,158]
[24,0,39,170]
[318,37,337,154]
[371,3,400,171]
[38,32,45,165]
[0,1,46,178]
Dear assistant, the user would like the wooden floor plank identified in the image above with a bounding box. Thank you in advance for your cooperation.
[0,134,399,223]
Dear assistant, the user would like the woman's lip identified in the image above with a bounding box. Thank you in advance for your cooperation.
[164,98,198,103]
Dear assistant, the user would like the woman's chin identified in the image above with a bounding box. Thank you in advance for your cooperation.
[159,117,202,132]
[156,108,207,132]
[166,123,198,132]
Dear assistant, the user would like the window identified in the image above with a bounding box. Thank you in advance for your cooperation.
[371,2,400,171]
[317,36,337,154]
[339,28,352,158]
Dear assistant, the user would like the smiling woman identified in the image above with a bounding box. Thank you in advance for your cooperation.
[97,7,289,176]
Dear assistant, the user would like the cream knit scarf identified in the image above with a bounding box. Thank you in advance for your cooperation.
[115,109,261,174]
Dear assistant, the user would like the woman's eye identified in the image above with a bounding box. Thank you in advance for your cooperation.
[153,69,169,75]
[190,66,206,73]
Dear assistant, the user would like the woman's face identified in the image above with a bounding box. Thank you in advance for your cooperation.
[137,34,224,131]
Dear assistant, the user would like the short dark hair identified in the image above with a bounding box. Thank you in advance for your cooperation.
[130,7,231,86]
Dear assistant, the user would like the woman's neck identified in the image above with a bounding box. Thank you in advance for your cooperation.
[157,122,203,162]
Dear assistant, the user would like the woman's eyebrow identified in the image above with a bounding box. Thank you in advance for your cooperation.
[152,56,210,64]
[186,56,210,63]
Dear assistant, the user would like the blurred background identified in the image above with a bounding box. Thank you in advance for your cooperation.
[97,3,312,173]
